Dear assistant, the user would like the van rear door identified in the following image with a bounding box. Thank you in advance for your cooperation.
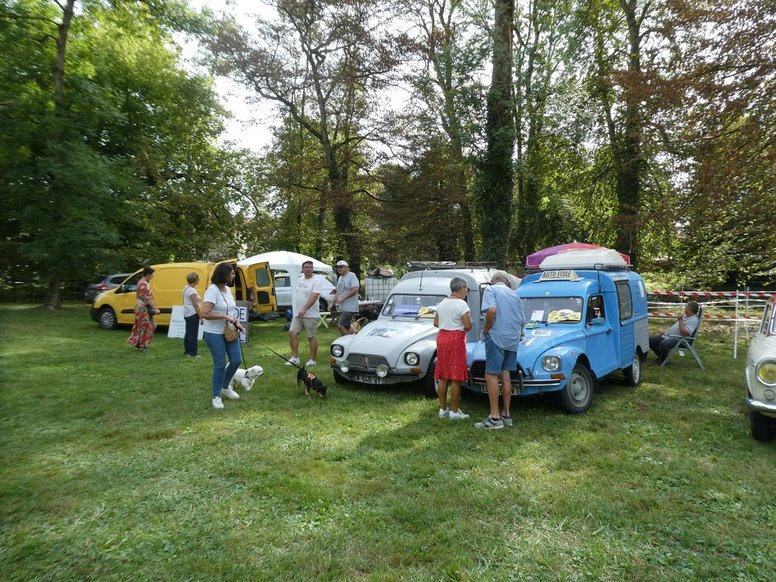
[244,261,276,313]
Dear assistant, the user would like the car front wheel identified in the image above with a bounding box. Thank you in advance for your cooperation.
[421,357,438,398]
[558,364,594,414]
[750,411,774,441]
[98,307,118,330]
[333,369,348,385]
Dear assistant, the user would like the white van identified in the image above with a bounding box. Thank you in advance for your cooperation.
[238,251,336,312]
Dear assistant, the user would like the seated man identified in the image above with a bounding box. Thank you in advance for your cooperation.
[649,300,700,363]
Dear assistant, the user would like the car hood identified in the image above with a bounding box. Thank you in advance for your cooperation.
[468,325,584,367]
[344,319,437,363]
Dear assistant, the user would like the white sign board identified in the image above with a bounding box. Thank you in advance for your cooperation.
[168,302,250,342]
[167,305,204,340]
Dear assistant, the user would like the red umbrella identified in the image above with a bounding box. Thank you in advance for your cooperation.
[525,242,630,268]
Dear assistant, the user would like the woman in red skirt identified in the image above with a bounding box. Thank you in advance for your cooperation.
[433,277,473,420]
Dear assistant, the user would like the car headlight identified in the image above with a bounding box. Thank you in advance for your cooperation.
[405,352,419,366]
[756,359,776,386]
[331,344,344,358]
[339,361,350,373]
[376,364,389,378]
[542,355,561,372]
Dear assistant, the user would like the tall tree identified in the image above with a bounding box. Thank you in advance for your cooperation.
[211,0,398,277]
[473,0,514,267]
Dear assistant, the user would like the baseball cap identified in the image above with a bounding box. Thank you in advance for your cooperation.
[336,260,348,267]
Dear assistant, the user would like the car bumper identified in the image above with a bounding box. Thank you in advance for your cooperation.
[745,398,776,415]
[330,364,420,385]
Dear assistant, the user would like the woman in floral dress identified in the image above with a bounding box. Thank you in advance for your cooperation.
[128,266,159,352]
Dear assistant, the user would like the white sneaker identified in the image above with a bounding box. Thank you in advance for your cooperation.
[212,397,224,409]
[438,408,450,418]
[221,387,240,400]
[448,409,470,420]
[284,357,300,366]
[305,360,317,367]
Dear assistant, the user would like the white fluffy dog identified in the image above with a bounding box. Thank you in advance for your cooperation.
[229,365,264,391]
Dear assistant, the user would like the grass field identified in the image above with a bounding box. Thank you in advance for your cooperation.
[1,303,774,581]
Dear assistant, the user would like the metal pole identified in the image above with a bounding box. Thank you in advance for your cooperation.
[733,287,739,359]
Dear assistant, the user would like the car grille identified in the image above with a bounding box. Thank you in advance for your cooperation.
[469,360,525,387]
[347,353,389,371]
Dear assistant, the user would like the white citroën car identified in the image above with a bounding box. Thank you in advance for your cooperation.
[329,267,494,395]
[745,294,776,441]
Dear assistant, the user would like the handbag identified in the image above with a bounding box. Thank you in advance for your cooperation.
[219,287,240,342]
[224,321,239,343]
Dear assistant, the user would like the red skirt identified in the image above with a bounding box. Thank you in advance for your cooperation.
[435,330,468,381]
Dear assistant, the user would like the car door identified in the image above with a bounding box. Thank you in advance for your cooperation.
[584,293,618,377]
[244,261,276,313]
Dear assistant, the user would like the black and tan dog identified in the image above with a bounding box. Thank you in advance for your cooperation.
[297,368,328,398]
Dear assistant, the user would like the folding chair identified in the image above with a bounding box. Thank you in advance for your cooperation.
[660,305,704,369]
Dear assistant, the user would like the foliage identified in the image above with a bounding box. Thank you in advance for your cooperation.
[0,0,250,305]
[2,304,775,579]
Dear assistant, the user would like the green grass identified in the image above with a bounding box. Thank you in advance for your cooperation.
[1,303,774,581]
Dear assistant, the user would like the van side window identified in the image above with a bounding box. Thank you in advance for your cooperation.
[616,281,633,320]
[119,273,142,293]
[586,295,604,322]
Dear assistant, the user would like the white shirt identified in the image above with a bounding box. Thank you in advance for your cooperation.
[436,297,470,331]
[202,284,236,334]
[292,275,323,318]
[183,286,199,318]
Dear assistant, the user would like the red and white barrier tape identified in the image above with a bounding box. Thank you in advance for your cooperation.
[648,311,760,321]
[650,290,775,298]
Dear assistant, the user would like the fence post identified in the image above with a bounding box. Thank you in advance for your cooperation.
[733,288,739,359]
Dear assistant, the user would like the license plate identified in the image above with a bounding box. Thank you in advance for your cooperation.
[353,374,385,385]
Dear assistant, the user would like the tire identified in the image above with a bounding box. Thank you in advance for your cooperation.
[98,307,118,330]
[623,353,642,387]
[333,369,348,385]
[421,357,438,398]
[750,411,774,442]
[558,364,594,414]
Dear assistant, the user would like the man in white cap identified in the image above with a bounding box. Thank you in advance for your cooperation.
[333,260,360,335]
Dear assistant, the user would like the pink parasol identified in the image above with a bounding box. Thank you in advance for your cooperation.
[525,242,631,268]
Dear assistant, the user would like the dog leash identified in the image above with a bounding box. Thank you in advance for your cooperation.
[256,342,307,372]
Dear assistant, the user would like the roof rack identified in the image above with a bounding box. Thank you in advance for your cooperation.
[406,261,496,272]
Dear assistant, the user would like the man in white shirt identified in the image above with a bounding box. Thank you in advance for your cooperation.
[649,301,700,363]
[287,260,323,367]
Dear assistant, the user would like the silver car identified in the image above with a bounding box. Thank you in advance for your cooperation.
[745,294,776,440]
[84,273,130,303]
[329,268,493,394]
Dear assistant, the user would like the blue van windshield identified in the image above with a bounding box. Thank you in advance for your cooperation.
[523,297,583,324]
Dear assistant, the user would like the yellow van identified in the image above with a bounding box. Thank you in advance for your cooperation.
[90,260,275,329]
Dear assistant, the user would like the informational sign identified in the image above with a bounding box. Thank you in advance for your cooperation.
[167,305,204,340]
[167,302,250,342]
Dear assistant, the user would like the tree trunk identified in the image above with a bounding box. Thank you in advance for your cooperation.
[615,0,644,268]
[475,0,515,268]
[46,0,75,309]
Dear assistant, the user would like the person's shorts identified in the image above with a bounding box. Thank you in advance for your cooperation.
[337,311,355,328]
[289,316,319,337]
[484,335,517,374]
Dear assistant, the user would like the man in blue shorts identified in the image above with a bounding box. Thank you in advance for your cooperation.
[475,270,525,429]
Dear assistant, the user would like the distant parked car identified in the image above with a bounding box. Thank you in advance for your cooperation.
[84,273,130,303]
[745,294,776,441]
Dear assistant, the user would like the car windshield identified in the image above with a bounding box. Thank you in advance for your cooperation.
[522,296,584,324]
[382,294,445,319]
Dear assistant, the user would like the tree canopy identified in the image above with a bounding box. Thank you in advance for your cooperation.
[1,0,774,304]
